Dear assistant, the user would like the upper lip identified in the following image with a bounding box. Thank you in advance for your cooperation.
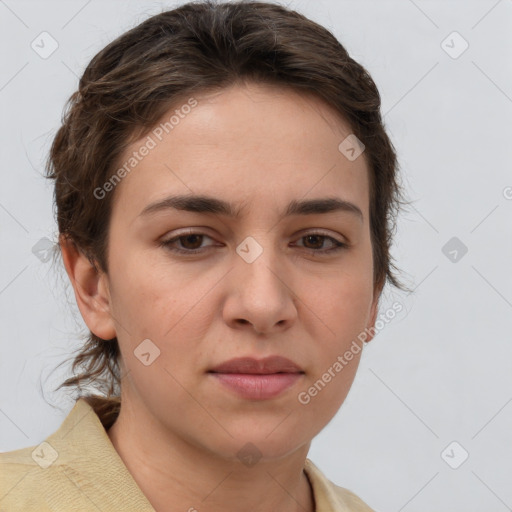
[209,356,304,374]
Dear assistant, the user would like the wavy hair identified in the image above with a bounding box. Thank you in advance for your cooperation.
[45,0,406,422]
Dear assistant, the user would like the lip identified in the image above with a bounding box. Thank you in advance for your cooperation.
[208,356,305,400]
[210,373,303,400]
[209,356,304,374]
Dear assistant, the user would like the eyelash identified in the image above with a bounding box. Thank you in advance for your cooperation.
[159,231,347,256]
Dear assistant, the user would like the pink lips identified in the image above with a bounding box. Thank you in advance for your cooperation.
[208,356,304,400]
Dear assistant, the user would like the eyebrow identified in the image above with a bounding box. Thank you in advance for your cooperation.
[138,194,363,221]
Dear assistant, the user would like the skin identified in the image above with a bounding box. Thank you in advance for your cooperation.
[61,81,382,512]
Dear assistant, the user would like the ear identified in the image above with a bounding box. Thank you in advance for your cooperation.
[364,283,383,344]
[59,234,116,340]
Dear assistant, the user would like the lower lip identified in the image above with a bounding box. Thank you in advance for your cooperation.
[209,373,303,400]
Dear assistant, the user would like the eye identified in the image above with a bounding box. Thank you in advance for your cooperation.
[294,232,347,254]
[159,231,217,255]
[159,230,348,256]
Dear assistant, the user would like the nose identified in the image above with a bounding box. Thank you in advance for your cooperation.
[222,243,298,335]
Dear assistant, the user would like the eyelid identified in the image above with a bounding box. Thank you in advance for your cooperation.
[292,231,348,252]
[160,227,346,245]
[294,227,347,243]
[158,229,218,253]
[159,228,349,256]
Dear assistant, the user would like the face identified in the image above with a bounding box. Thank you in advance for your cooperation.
[95,82,379,460]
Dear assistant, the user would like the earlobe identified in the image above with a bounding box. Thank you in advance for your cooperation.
[59,234,116,340]
[364,285,382,345]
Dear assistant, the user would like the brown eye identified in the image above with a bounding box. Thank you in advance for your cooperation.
[177,234,204,250]
[295,233,347,254]
[302,234,326,250]
[159,232,216,255]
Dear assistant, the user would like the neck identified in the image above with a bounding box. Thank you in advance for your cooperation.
[106,395,315,512]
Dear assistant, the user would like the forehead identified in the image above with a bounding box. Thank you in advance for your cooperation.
[111,82,370,220]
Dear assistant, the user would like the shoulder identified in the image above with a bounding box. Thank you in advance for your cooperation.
[331,483,376,512]
[0,398,154,511]
[0,399,101,511]
[0,443,63,511]
[304,458,375,512]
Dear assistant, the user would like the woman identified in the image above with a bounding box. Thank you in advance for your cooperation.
[0,1,404,510]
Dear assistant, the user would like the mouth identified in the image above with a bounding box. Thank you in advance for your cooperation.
[207,355,305,400]
[208,372,304,400]
[208,355,304,374]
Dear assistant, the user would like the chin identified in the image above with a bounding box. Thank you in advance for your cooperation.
[208,424,312,464]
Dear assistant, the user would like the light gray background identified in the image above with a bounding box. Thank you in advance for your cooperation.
[1,1,511,511]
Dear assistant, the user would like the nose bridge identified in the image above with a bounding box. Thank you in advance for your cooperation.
[225,233,297,332]
[235,234,285,297]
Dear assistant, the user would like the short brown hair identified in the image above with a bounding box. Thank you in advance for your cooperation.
[46,0,405,411]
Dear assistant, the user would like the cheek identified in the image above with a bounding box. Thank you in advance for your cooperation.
[109,247,186,317]
[302,260,373,398]
[308,259,374,341]
[297,353,361,425]
[296,280,371,422]
[108,250,217,366]
[308,285,370,382]
[332,280,373,336]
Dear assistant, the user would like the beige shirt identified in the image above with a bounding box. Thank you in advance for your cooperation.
[0,398,374,511]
